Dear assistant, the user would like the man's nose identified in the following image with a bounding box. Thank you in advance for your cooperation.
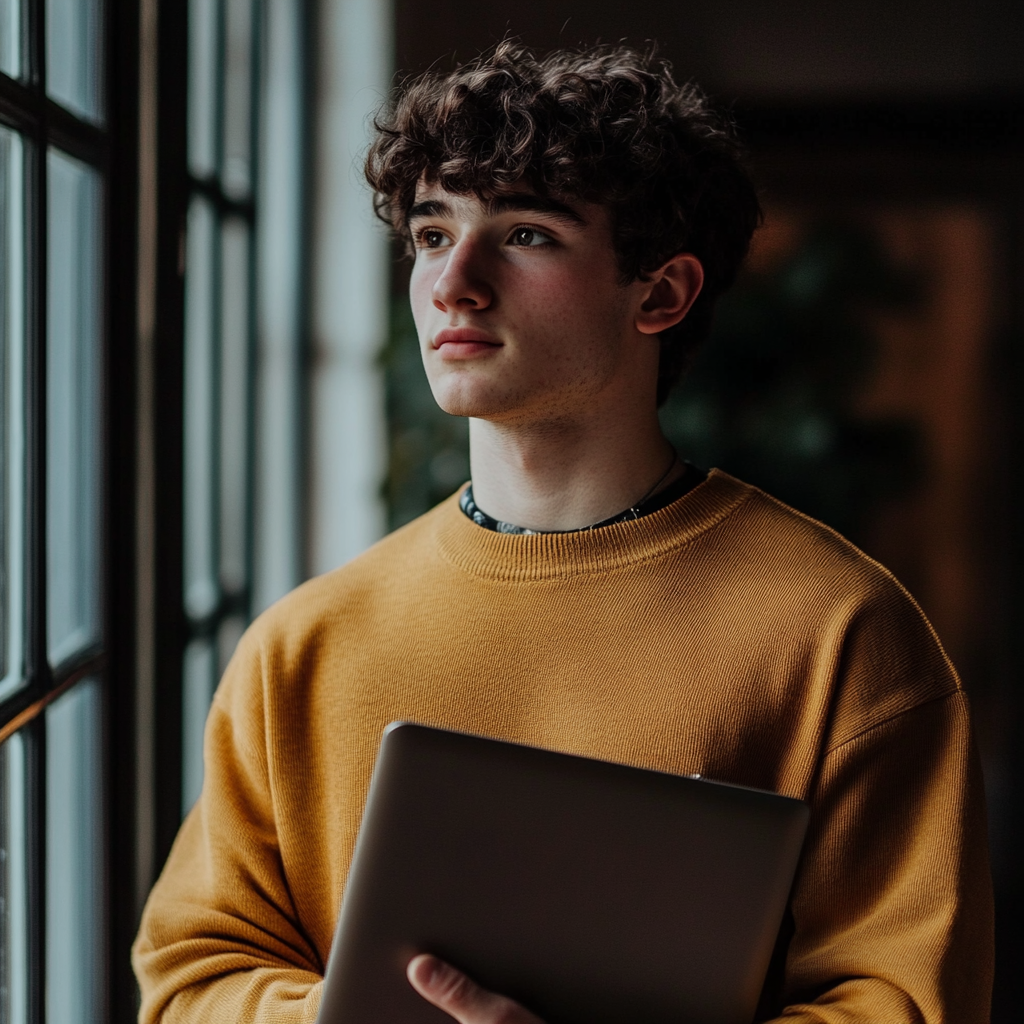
[432,239,494,312]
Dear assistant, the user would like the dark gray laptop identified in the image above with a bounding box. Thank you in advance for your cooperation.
[318,722,808,1024]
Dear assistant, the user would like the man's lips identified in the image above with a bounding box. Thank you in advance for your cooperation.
[432,328,503,359]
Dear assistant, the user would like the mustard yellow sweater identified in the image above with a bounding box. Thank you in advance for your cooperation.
[133,471,993,1023]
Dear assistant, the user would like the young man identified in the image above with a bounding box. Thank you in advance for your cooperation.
[133,43,993,1022]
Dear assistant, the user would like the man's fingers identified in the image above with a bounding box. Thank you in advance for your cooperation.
[406,954,544,1024]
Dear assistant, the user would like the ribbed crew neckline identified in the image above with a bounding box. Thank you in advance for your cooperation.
[433,468,752,582]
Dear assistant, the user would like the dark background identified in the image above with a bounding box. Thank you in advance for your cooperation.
[395,0,1024,95]
[382,3,1024,1017]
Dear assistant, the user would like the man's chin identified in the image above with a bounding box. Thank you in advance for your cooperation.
[435,398,508,419]
[429,383,522,420]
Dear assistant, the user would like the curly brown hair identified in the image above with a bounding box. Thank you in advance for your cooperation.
[365,41,762,404]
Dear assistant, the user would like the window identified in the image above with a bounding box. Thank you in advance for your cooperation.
[0,0,110,1019]
[180,0,260,813]
[0,0,381,1017]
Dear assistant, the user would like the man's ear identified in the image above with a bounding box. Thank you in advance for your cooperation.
[635,253,704,335]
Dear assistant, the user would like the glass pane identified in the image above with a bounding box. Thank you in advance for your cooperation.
[47,149,102,667]
[0,0,23,78]
[221,0,254,198]
[181,638,215,814]
[188,0,219,178]
[1,731,28,1024]
[46,678,104,1024]
[46,0,103,122]
[217,613,244,676]
[183,197,219,620]
[219,217,250,595]
[0,128,25,701]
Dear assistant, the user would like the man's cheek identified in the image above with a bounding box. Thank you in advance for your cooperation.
[409,270,437,324]
[526,270,611,325]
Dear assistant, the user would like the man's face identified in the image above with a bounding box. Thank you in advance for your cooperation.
[407,181,657,424]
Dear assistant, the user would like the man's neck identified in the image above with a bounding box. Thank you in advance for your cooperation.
[467,411,682,533]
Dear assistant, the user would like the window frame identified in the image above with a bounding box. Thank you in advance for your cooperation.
[0,0,300,1018]
[0,0,142,1020]
[179,0,261,818]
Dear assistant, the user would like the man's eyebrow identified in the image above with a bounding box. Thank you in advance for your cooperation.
[405,194,586,227]
[487,194,586,225]
[407,198,452,222]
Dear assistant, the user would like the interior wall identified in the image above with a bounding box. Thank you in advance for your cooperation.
[308,0,393,575]
[387,6,1024,1016]
[394,0,1024,98]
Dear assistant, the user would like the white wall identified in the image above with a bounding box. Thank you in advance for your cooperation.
[253,0,306,612]
[308,0,393,576]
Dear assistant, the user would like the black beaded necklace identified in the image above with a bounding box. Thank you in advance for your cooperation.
[459,457,705,536]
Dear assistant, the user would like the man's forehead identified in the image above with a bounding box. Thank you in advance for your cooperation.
[408,182,589,227]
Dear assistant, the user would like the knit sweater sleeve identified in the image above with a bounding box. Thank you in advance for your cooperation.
[767,689,993,1023]
[131,630,324,1024]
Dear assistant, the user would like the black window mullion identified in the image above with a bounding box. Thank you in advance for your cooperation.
[103,0,142,1012]
[151,0,190,871]
[0,72,41,135]
[188,174,255,220]
[27,0,49,1014]
[43,100,107,168]
[26,0,42,91]
[0,78,109,172]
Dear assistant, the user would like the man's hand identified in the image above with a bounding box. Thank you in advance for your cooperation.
[406,954,545,1024]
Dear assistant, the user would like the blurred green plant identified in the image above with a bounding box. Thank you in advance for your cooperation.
[660,221,923,542]
[383,298,470,531]
[384,221,923,541]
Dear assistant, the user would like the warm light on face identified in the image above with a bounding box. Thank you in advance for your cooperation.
[407,183,657,424]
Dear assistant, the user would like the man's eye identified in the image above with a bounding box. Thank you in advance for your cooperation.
[509,227,551,247]
[417,229,449,248]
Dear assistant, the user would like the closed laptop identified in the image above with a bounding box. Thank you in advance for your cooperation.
[318,721,809,1024]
